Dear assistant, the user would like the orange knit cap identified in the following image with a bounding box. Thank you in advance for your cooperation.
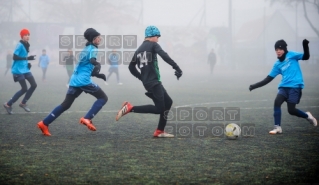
[20,29,30,38]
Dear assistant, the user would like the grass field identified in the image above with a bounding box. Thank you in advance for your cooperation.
[0,63,318,185]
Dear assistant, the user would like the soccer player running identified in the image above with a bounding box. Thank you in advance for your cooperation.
[105,49,122,85]
[115,25,183,138]
[249,39,317,134]
[37,28,108,136]
[3,29,37,114]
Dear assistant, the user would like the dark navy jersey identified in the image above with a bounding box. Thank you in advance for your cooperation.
[63,55,75,66]
[129,40,179,89]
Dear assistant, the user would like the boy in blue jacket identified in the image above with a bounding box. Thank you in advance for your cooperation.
[38,49,50,81]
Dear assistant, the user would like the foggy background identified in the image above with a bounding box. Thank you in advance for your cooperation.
[0,0,318,83]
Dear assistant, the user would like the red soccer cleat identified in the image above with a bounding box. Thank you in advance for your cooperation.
[153,129,174,138]
[115,101,133,121]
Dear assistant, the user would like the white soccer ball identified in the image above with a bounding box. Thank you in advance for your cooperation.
[224,123,241,139]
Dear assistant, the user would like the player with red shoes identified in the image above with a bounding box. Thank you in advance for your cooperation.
[37,28,107,136]
[115,26,183,138]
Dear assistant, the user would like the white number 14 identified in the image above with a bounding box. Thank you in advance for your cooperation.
[137,51,148,67]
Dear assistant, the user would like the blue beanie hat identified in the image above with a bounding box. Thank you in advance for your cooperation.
[145,26,161,38]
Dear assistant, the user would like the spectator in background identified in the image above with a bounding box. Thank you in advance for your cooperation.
[38,49,50,82]
[105,49,122,85]
[4,50,13,76]
[63,48,75,87]
[207,48,217,74]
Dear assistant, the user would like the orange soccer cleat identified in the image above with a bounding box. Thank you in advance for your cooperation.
[37,121,51,136]
[79,117,96,131]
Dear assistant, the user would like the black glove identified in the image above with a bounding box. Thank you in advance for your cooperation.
[27,55,36,60]
[302,39,309,47]
[94,73,106,81]
[27,63,32,69]
[91,63,101,76]
[174,67,183,80]
[249,85,256,91]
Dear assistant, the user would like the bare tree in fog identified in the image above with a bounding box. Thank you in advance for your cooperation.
[0,1,14,22]
[39,0,141,24]
[0,0,24,22]
[0,1,25,50]
[269,0,319,37]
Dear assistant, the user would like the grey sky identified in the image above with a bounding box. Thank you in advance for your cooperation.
[18,0,269,26]
[144,0,267,27]
[3,0,319,61]
[16,0,317,34]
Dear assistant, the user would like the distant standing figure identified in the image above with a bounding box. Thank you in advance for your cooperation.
[38,49,50,81]
[207,49,216,74]
[5,50,13,76]
[105,49,122,85]
[63,49,75,87]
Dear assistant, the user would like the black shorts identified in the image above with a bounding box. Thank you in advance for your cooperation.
[146,83,166,102]
[13,72,33,82]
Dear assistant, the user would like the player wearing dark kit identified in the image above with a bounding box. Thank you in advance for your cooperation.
[115,26,183,138]
[249,39,317,134]
[63,48,75,87]
[37,28,108,136]
[3,29,37,114]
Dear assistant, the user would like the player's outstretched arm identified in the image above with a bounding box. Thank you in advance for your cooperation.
[154,43,182,80]
[302,39,310,60]
[154,44,178,68]
[13,54,35,61]
[249,75,274,91]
